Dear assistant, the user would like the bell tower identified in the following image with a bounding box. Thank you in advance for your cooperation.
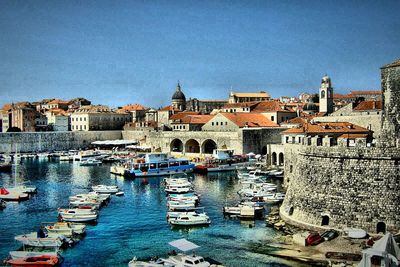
[319,74,333,114]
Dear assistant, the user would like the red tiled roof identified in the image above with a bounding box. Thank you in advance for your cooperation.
[338,133,369,139]
[2,103,12,111]
[220,113,278,128]
[121,104,147,111]
[170,111,200,121]
[282,122,370,135]
[253,100,295,112]
[159,105,180,111]
[47,108,68,116]
[172,115,214,124]
[353,100,382,111]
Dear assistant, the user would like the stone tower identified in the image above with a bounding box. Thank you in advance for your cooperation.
[171,82,186,111]
[381,59,400,143]
[319,75,334,114]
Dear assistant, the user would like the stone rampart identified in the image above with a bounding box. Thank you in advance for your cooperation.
[0,131,122,153]
[281,143,400,233]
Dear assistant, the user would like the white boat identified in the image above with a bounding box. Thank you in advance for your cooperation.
[169,213,211,226]
[69,198,102,209]
[58,208,98,222]
[9,251,58,260]
[92,185,119,194]
[129,239,214,267]
[168,200,196,211]
[165,184,193,194]
[0,187,29,201]
[43,222,86,236]
[116,191,124,196]
[69,192,110,203]
[14,232,66,248]
[80,158,102,166]
[167,211,205,222]
[14,184,37,194]
[168,195,199,203]
[59,154,73,161]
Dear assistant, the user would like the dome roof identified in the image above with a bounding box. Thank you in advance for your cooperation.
[303,99,318,111]
[172,83,186,101]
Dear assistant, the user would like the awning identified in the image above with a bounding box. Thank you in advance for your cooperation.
[168,239,200,252]
[91,140,138,146]
[125,145,152,150]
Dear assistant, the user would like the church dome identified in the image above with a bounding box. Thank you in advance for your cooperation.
[172,82,186,101]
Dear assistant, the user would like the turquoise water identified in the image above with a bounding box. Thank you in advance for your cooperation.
[0,160,305,267]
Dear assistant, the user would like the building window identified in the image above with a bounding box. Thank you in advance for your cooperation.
[80,125,82,130]
[80,117,82,121]
[216,122,218,126]
[271,116,275,121]
[286,136,289,143]
[84,117,86,121]
[225,122,227,125]
[212,122,214,126]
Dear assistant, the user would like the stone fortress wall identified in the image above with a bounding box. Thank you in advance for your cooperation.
[280,59,400,233]
[0,131,122,153]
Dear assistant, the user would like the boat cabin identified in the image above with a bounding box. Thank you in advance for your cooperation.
[132,159,190,172]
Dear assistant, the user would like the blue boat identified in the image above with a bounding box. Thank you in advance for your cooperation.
[128,153,195,177]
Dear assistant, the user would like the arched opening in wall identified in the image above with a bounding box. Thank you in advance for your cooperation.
[321,215,330,226]
[261,146,267,155]
[170,139,183,152]
[185,139,200,153]
[278,153,284,165]
[272,152,277,165]
[376,222,386,234]
[289,207,294,216]
[202,139,217,154]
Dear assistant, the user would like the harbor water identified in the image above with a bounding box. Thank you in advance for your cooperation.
[0,159,306,267]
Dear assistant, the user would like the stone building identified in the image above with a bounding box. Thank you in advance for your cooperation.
[171,114,213,131]
[45,109,70,131]
[186,98,228,114]
[71,105,131,131]
[280,59,400,233]
[228,91,270,103]
[120,104,147,123]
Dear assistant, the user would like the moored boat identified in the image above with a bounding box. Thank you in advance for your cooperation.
[169,213,211,226]
[92,185,119,194]
[0,188,29,201]
[5,255,59,267]
[14,232,67,248]
[43,222,86,236]
[8,251,58,260]
[80,158,102,166]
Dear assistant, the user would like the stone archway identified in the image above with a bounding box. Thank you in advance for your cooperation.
[202,139,217,154]
[272,152,277,165]
[170,139,183,152]
[185,139,200,153]
[279,153,284,165]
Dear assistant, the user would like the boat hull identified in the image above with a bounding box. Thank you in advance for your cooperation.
[129,164,195,178]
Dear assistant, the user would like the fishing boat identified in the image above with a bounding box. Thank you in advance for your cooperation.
[14,232,67,248]
[169,213,211,226]
[5,255,60,267]
[92,185,118,194]
[43,222,86,236]
[127,153,195,177]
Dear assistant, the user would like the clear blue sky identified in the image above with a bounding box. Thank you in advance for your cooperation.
[1,0,399,108]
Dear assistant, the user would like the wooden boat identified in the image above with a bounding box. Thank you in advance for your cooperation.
[5,255,59,267]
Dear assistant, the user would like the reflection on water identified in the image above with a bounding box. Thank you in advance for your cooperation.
[0,159,306,267]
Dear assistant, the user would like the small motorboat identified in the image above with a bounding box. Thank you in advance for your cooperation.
[14,184,37,194]
[0,187,29,201]
[43,222,86,236]
[115,191,124,196]
[165,185,193,194]
[69,198,102,209]
[169,213,211,226]
[80,158,102,166]
[69,192,110,203]
[14,232,67,248]
[5,255,59,267]
[58,208,98,222]
[167,200,196,211]
[92,185,119,194]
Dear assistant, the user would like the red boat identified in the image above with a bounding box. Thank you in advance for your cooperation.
[5,255,59,267]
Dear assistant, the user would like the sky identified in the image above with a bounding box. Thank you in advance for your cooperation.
[0,0,399,108]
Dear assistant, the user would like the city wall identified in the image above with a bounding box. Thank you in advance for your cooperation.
[281,143,400,233]
[0,131,122,153]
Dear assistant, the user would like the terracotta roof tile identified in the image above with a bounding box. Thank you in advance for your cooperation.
[170,111,200,120]
[121,104,147,111]
[172,115,214,124]
[253,100,294,112]
[220,113,278,128]
[282,122,370,135]
[353,100,382,111]
[159,105,180,111]
[231,92,271,98]
[223,102,259,108]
